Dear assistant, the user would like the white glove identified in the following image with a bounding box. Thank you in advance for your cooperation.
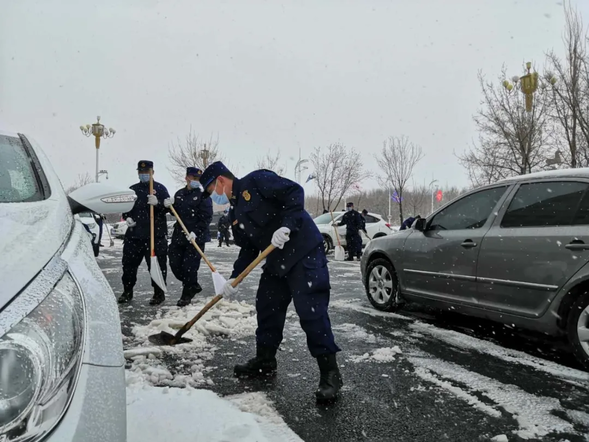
[271,227,291,249]
[126,217,136,227]
[223,279,238,300]
[147,194,158,206]
[187,231,196,243]
[163,197,174,208]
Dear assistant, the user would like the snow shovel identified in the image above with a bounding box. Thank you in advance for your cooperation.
[148,244,276,346]
[149,170,167,293]
[103,216,115,247]
[168,205,227,295]
[330,211,345,261]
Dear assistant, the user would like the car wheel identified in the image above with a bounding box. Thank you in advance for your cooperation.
[365,258,402,311]
[567,291,589,370]
[323,235,333,254]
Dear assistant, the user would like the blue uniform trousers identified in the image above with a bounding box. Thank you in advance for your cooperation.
[255,245,340,357]
[168,231,204,286]
[346,232,363,258]
[122,236,168,291]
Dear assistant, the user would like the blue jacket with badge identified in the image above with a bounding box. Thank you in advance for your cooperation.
[229,170,323,279]
[172,187,213,243]
[123,181,170,239]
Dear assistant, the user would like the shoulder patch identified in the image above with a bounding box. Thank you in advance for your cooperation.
[242,190,251,201]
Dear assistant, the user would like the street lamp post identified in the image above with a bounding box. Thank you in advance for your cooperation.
[80,116,116,183]
[503,62,557,112]
[201,144,210,168]
[429,179,438,214]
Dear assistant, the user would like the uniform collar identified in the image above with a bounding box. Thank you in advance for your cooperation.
[230,178,242,206]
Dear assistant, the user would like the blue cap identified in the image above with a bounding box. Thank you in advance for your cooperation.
[137,160,154,171]
[346,202,354,207]
[200,161,232,197]
[186,167,202,178]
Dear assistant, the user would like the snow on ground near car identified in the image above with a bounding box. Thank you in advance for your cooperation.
[126,371,302,442]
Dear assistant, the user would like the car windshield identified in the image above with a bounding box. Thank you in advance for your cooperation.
[314,213,340,224]
[0,134,42,203]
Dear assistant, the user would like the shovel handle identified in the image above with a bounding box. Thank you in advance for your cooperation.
[231,244,275,287]
[173,244,276,341]
[169,205,216,273]
[149,170,155,256]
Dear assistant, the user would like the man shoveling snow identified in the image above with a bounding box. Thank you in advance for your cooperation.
[200,161,343,403]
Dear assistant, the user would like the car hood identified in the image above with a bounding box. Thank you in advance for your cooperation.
[0,197,73,308]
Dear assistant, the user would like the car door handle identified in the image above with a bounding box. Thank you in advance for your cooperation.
[565,240,589,251]
[461,240,477,248]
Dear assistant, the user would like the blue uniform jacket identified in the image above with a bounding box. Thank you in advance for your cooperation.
[400,217,416,230]
[123,181,170,239]
[172,186,213,243]
[339,210,364,235]
[229,170,323,279]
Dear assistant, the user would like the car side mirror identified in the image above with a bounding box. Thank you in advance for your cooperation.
[68,183,137,215]
[414,218,426,232]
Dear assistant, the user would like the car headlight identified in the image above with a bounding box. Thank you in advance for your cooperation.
[0,272,85,441]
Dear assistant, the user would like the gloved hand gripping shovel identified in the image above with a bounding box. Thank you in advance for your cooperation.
[168,205,226,294]
[148,244,276,346]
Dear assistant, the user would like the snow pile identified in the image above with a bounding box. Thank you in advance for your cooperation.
[350,346,403,363]
[332,323,378,343]
[125,300,256,387]
[126,375,302,442]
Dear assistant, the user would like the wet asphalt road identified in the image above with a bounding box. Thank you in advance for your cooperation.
[98,240,589,442]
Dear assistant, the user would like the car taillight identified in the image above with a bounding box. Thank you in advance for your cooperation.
[385,223,392,229]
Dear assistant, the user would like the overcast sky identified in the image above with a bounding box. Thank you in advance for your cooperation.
[1,0,587,197]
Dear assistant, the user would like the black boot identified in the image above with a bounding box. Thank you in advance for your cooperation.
[177,284,202,307]
[315,354,343,403]
[118,289,133,304]
[234,346,278,378]
[149,286,166,305]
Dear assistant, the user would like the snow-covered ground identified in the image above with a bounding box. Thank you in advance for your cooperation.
[99,237,589,441]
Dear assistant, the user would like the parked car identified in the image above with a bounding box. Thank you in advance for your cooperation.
[0,130,136,441]
[111,219,128,239]
[361,168,589,369]
[314,211,393,253]
[76,211,102,255]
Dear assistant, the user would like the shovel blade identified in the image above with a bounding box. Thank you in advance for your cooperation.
[148,331,192,346]
[150,256,167,293]
[334,246,345,261]
[212,271,227,296]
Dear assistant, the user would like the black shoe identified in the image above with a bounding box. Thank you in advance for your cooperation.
[177,284,202,307]
[149,287,166,305]
[345,257,354,261]
[218,244,222,247]
[118,290,133,304]
[234,346,278,378]
[315,354,343,403]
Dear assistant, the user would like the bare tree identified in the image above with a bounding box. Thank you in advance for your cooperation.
[376,136,424,224]
[256,149,286,175]
[167,128,222,184]
[404,182,429,217]
[310,143,368,212]
[65,172,94,195]
[546,4,589,167]
[458,69,554,186]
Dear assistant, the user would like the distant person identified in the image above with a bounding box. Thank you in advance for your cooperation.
[400,215,421,230]
[118,161,170,305]
[217,208,231,247]
[166,167,213,307]
[338,202,364,261]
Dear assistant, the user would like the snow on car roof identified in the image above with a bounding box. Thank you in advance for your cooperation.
[0,128,21,138]
[499,168,589,183]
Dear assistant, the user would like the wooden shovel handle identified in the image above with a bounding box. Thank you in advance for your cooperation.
[149,170,155,256]
[168,205,216,273]
[174,244,276,338]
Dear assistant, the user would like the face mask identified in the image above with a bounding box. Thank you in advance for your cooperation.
[189,180,202,190]
[211,180,229,205]
[139,173,150,183]
[346,207,352,212]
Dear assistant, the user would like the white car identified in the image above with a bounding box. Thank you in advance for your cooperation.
[314,211,394,253]
[0,130,136,442]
